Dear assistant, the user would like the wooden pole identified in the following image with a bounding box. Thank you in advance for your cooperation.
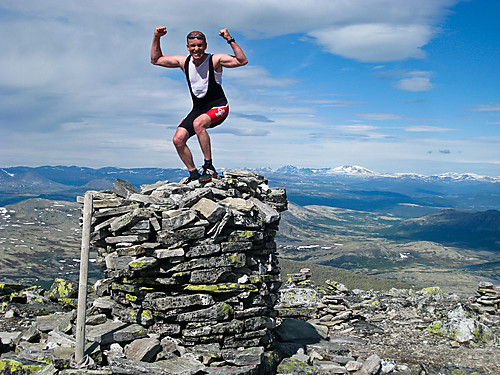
[75,192,93,363]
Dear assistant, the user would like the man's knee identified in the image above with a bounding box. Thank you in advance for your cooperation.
[193,116,210,134]
[172,134,187,148]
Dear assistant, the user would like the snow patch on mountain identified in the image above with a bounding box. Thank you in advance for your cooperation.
[267,165,500,183]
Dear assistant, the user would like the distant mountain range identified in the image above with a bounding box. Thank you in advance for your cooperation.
[1,165,499,212]
[271,165,500,182]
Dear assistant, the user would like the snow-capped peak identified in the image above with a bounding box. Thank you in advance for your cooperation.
[328,165,377,175]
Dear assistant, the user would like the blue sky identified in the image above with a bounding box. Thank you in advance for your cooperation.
[1,0,499,176]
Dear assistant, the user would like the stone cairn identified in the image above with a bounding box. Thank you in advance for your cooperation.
[82,170,287,366]
[471,281,500,316]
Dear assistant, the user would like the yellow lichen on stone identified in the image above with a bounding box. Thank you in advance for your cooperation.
[141,309,152,320]
[184,283,257,293]
[129,261,146,269]
[0,359,42,373]
[421,286,443,295]
[125,294,138,302]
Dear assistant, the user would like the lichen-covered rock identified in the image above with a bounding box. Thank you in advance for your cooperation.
[46,278,78,301]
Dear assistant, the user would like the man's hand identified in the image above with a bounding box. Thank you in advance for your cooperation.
[155,26,167,37]
[219,28,232,41]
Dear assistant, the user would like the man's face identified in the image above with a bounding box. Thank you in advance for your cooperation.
[187,37,207,61]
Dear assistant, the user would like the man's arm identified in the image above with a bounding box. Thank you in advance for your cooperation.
[150,26,185,68]
[214,28,248,69]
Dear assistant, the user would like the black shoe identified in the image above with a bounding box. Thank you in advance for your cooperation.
[199,165,218,182]
[183,169,201,184]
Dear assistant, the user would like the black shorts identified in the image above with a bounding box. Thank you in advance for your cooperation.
[179,105,229,137]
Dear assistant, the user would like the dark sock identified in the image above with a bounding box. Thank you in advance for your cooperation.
[203,159,213,167]
[189,169,200,177]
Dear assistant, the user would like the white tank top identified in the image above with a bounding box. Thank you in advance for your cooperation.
[188,55,223,98]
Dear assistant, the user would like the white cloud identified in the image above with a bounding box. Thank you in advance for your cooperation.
[225,66,297,88]
[394,76,435,92]
[404,126,457,132]
[471,103,500,112]
[357,113,402,121]
[309,23,432,62]
[336,125,379,132]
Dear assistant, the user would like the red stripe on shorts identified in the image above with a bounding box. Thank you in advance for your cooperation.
[206,106,229,125]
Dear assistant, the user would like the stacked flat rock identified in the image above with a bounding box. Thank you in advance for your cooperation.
[80,170,287,355]
[471,281,500,315]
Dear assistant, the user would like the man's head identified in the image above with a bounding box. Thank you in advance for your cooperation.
[186,31,207,61]
[187,31,206,43]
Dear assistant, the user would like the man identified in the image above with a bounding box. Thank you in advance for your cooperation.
[151,26,248,182]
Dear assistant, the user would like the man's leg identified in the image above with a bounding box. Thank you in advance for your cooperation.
[193,114,212,162]
[193,114,219,182]
[172,127,196,171]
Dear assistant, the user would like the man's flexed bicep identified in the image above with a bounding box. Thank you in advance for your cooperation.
[214,28,248,70]
[150,26,186,68]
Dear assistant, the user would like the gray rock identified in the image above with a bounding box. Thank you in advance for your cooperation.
[276,357,320,375]
[0,331,22,345]
[154,248,186,259]
[59,368,113,374]
[157,227,205,246]
[33,364,58,375]
[170,253,246,272]
[155,356,206,374]
[220,197,255,212]
[110,208,152,232]
[162,209,197,230]
[140,180,170,195]
[86,313,108,325]
[249,197,280,224]
[189,267,233,284]
[128,256,158,271]
[359,354,381,375]
[36,312,74,333]
[221,346,264,366]
[345,360,363,372]
[306,341,351,359]
[105,234,149,244]
[277,287,321,308]
[125,337,161,362]
[113,179,138,198]
[86,321,148,345]
[129,193,173,207]
[47,330,76,348]
[108,356,165,375]
[94,204,140,218]
[178,188,213,208]
[202,365,260,374]
[186,343,222,364]
[144,293,215,311]
[175,302,233,322]
[185,243,221,258]
[93,296,118,310]
[192,197,226,223]
[380,359,396,374]
[20,325,41,343]
[314,360,347,374]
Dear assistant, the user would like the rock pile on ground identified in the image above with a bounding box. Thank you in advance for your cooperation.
[274,270,499,374]
[1,274,499,374]
[0,171,498,374]
[86,170,286,359]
